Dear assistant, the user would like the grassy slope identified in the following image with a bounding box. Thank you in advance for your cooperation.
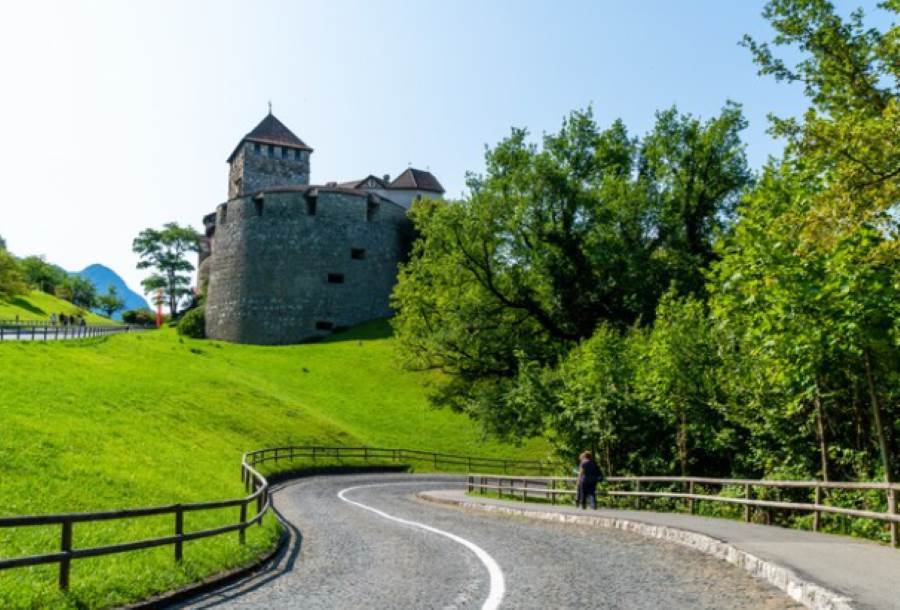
[0,291,114,325]
[0,320,546,608]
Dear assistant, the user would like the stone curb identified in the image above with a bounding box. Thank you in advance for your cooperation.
[120,525,288,609]
[417,491,855,610]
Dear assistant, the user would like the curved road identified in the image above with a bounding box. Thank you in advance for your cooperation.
[175,474,800,609]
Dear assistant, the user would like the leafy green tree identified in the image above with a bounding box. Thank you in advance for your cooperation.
[393,105,750,445]
[634,291,735,476]
[55,275,96,309]
[19,256,68,294]
[133,223,200,317]
[710,0,899,483]
[0,249,26,301]
[96,285,125,318]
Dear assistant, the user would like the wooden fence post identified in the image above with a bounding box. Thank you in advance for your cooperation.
[889,488,897,548]
[689,480,696,515]
[550,479,556,504]
[239,502,247,545]
[175,508,184,562]
[744,484,752,522]
[59,520,72,590]
[813,486,821,532]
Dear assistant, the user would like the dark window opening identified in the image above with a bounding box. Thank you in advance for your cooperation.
[351,248,366,260]
[254,198,264,217]
[220,204,227,224]
[327,273,344,284]
[306,195,317,216]
[315,321,334,331]
[253,142,261,155]
[266,145,273,157]
[281,147,288,159]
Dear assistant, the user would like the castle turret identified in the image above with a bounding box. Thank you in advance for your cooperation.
[226,113,313,199]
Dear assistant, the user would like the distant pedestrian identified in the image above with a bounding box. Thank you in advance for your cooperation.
[60,313,68,326]
[50,313,57,326]
[80,317,86,327]
[576,451,602,510]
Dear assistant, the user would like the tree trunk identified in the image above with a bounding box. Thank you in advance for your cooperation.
[813,380,830,482]
[863,349,893,484]
[678,410,689,477]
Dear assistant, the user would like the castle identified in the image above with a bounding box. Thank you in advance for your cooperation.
[200,113,444,344]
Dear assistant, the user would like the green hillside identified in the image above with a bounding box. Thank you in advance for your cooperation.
[0,291,115,325]
[0,320,547,608]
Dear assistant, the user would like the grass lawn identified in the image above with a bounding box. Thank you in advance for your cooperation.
[0,319,547,608]
[0,291,115,325]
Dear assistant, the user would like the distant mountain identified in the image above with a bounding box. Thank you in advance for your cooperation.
[74,264,150,320]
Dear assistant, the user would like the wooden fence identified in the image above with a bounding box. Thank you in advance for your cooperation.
[0,446,547,591]
[467,474,900,547]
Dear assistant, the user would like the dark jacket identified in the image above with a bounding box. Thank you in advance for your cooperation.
[579,459,601,484]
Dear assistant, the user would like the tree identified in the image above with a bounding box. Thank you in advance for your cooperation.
[709,0,899,483]
[96,285,125,318]
[55,275,96,309]
[392,105,750,446]
[133,223,200,317]
[19,256,68,294]
[0,249,25,300]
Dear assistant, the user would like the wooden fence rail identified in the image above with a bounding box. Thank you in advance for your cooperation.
[467,474,900,547]
[0,446,547,591]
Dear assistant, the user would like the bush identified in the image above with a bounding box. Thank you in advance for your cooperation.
[177,307,205,338]
[122,309,155,326]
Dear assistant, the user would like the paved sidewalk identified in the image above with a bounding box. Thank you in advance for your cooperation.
[420,490,900,610]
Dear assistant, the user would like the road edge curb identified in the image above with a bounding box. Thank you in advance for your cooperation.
[417,491,854,610]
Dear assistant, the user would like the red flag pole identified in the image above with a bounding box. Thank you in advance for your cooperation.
[156,288,163,328]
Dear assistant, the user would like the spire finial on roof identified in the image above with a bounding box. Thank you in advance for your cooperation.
[267,99,272,115]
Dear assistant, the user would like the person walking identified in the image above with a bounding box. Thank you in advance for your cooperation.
[576,451,602,510]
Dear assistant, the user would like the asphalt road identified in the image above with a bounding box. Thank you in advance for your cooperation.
[175,473,800,610]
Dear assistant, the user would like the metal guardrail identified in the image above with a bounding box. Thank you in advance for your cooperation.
[0,446,547,591]
[0,324,142,341]
[467,474,900,547]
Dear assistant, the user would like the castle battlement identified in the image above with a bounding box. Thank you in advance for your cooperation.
[201,113,437,345]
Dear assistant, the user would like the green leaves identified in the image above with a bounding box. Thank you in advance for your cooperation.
[132,222,200,317]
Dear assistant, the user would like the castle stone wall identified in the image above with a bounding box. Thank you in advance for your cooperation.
[204,189,411,344]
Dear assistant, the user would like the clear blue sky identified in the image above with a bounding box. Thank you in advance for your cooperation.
[0,0,891,295]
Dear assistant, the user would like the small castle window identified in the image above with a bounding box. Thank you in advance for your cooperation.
[327,273,344,284]
[351,248,366,260]
[281,147,288,159]
[254,197,264,217]
[306,195,317,216]
[266,145,273,157]
[315,321,334,331]
[220,204,227,224]
[253,142,261,155]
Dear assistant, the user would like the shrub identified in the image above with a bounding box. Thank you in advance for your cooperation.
[177,307,205,338]
[122,309,155,326]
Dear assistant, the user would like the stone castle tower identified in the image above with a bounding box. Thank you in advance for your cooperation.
[201,113,444,345]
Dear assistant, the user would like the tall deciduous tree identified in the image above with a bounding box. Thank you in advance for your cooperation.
[0,249,25,301]
[133,223,200,317]
[392,105,750,448]
[96,285,125,319]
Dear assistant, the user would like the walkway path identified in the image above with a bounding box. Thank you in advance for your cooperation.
[422,489,900,610]
[174,473,800,609]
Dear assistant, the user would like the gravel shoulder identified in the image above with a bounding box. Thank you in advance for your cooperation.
[172,473,801,610]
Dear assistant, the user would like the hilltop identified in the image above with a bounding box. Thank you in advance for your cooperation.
[74,263,150,319]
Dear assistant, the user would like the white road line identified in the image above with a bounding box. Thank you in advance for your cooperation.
[337,482,506,610]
